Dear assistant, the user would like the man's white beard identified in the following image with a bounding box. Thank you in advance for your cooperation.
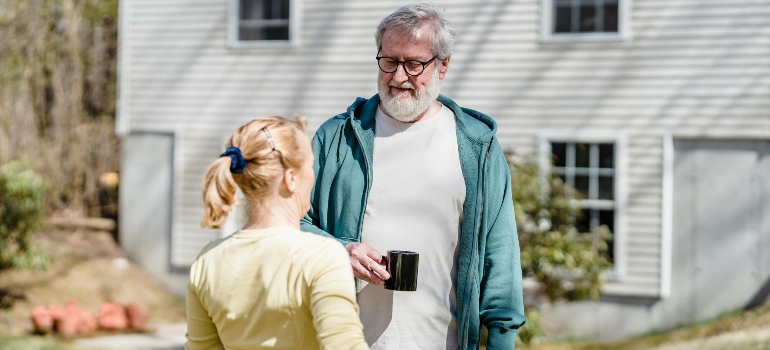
[378,68,441,123]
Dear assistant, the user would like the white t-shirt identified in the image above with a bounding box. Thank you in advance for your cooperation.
[357,104,466,350]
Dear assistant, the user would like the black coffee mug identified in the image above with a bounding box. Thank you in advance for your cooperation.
[381,250,419,291]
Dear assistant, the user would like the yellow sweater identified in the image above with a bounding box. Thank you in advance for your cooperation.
[185,226,368,350]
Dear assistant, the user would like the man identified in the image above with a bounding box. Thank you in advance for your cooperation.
[300,3,525,349]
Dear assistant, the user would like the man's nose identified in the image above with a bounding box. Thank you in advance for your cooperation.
[392,63,409,83]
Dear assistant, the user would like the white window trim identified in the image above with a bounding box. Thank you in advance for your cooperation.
[539,0,632,44]
[538,133,628,282]
[227,0,302,49]
[171,129,186,268]
[116,0,132,136]
[660,132,673,299]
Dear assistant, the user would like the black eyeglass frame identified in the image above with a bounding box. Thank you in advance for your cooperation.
[375,49,439,77]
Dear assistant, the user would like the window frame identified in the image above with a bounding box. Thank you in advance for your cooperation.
[538,133,628,281]
[227,0,301,49]
[540,0,632,44]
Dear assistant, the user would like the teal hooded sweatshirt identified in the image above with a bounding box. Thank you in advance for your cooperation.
[300,94,526,350]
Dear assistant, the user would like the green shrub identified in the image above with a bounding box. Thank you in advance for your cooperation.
[508,152,612,302]
[480,309,545,349]
[507,152,612,346]
[515,308,547,348]
[0,161,48,269]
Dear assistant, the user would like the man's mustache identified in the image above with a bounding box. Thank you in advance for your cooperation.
[389,81,415,90]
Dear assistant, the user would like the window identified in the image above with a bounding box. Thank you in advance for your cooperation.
[540,135,627,278]
[228,0,300,48]
[551,142,616,259]
[540,0,631,43]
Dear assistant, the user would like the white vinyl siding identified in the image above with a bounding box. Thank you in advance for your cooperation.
[119,0,770,298]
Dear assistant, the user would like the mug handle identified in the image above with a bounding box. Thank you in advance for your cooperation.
[380,255,388,266]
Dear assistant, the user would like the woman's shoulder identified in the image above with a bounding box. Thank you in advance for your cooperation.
[192,235,231,260]
[292,229,347,253]
[283,230,348,266]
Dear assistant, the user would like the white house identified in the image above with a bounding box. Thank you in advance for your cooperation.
[117,0,770,340]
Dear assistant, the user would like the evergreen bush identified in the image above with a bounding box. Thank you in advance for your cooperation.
[507,152,612,346]
[0,161,48,269]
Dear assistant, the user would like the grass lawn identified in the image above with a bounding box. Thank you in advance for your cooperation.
[519,301,770,350]
[0,336,91,350]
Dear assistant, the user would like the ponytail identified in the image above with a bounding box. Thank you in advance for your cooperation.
[201,157,238,229]
[200,115,309,229]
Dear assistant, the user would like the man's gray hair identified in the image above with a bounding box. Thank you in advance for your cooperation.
[375,3,457,59]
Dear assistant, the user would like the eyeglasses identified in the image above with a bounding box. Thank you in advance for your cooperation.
[376,49,438,76]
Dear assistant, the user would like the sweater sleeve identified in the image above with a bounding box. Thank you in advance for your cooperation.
[308,241,369,350]
[184,280,225,350]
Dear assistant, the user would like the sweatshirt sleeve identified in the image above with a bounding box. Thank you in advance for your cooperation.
[300,131,336,238]
[300,130,355,247]
[308,241,369,350]
[479,143,526,350]
[184,280,225,350]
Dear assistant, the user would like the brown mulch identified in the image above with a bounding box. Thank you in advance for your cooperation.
[0,228,185,338]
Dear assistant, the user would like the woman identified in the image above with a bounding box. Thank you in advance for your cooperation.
[185,116,368,350]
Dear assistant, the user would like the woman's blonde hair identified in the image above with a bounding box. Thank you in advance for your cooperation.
[201,115,309,229]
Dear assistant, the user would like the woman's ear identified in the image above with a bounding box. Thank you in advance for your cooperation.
[283,168,298,194]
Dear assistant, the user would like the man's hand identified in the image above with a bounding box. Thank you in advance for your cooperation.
[345,242,391,285]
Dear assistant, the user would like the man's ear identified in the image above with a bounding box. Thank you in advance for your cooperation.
[438,56,450,79]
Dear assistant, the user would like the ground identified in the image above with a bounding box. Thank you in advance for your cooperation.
[3,227,770,350]
[0,227,186,340]
[523,299,770,350]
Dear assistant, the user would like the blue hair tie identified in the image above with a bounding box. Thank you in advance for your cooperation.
[221,146,247,174]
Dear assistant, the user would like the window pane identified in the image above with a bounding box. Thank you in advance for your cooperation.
[599,210,614,262]
[556,173,567,186]
[579,3,597,32]
[575,209,590,233]
[240,0,261,20]
[553,0,618,35]
[574,209,615,260]
[241,26,289,41]
[599,209,615,232]
[551,142,567,167]
[279,0,290,19]
[554,3,572,33]
[239,0,290,41]
[599,143,614,168]
[603,3,619,32]
[599,176,614,200]
[241,0,289,21]
[575,143,590,168]
[267,0,289,19]
[575,175,589,198]
[240,27,262,41]
[266,27,289,40]
[605,236,615,262]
